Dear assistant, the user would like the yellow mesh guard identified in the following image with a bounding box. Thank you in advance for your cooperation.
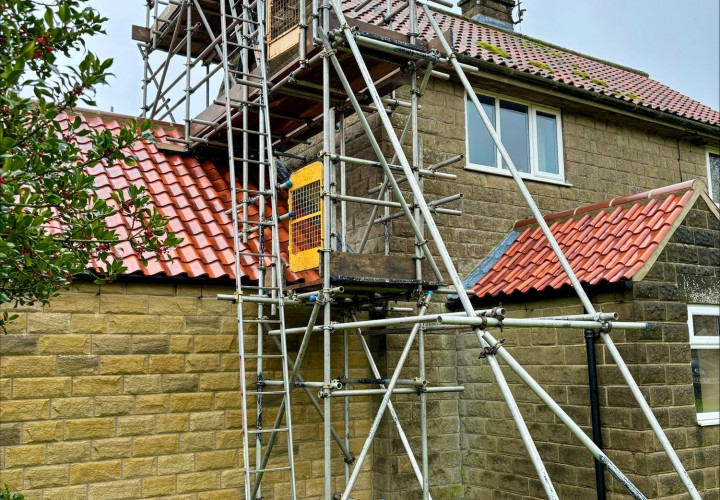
[268,0,299,42]
[289,161,323,272]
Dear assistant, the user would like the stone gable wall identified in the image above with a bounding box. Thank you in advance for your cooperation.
[622,199,719,498]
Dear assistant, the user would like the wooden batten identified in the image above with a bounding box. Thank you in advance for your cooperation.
[326,252,444,282]
[131,25,151,43]
[155,141,188,153]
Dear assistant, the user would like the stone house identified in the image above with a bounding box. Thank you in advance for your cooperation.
[1,0,719,499]
[451,180,720,498]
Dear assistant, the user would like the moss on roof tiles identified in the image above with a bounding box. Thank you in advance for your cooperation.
[572,69,591,80]
[425,6,650,77]
[474,41,511,58]
[625,92,644,103]
[529,60,555,73]
[515,34,649,77]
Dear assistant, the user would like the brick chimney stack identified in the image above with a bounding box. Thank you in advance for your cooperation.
[459,0,517,31]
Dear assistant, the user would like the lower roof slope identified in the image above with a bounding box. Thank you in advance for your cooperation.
[64,110,319,284]
[466,180,719,299]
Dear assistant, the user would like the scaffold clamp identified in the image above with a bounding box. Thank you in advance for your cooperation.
[479,338,505,359]
[599,321,612,334]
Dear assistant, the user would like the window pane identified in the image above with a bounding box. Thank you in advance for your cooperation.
[692,349,720,413]
[467,95,496,167]
[709,152,720,203]
[537,111,559,175]
[499,100,530,173]
[693,315,720,337]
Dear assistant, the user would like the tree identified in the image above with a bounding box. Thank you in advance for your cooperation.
[0,0,182,328]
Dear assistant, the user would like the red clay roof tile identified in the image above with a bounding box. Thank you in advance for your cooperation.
[470,180,703,299]
[345,0,718,126]
[61,111,320,284]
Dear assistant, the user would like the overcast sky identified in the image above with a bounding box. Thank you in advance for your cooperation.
[80,0,719,116]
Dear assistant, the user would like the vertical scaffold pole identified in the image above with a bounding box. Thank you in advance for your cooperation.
[321,0,334,496]
[339,112,347,249]
[184,1,192,144]
[141,2,151,117]
[343,318,351,485]
[407,3,430,497]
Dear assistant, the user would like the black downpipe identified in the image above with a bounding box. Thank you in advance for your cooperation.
[585,328,607,500]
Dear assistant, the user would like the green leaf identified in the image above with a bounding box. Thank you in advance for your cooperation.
[19,41,37,61]
[58,4,71,24]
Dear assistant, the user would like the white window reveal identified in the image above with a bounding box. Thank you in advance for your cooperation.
[706,148,720,203]
[466,92,564,182]
[687,304,720,426]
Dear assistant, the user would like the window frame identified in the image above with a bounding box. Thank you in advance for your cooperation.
[464,90,566,184]
[706,147,719,204]
[687,304,720,426]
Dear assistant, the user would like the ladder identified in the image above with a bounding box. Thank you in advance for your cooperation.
[218,0,297,498]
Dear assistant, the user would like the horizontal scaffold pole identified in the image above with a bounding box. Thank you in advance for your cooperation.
[437,316,649,330]
[268,309,642,335]
[327,153,456,179]
[269,308,503,335]
[329,386,464,397]
[216,293,300,306]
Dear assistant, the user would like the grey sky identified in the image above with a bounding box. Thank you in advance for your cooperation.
[83,0,719,116]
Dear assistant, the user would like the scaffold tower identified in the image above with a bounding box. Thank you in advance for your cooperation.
[136,0,702,498]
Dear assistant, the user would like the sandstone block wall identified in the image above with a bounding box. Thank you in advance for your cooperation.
[0,283,375,499]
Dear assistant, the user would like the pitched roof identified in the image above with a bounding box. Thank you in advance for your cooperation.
[62,111,320,283]
[344,0,720,127]
[466,180,718,299]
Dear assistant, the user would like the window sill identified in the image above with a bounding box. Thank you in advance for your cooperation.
[697,412,719,426]
[464,164,573,188]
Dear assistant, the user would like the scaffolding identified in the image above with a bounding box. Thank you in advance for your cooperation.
[137,1,702,498]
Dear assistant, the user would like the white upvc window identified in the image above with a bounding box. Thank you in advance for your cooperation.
[465,91,565,183]
[687,304,720,426]
[706,148,720,203]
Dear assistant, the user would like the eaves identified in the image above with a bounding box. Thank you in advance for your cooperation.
[454,52,720,143]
